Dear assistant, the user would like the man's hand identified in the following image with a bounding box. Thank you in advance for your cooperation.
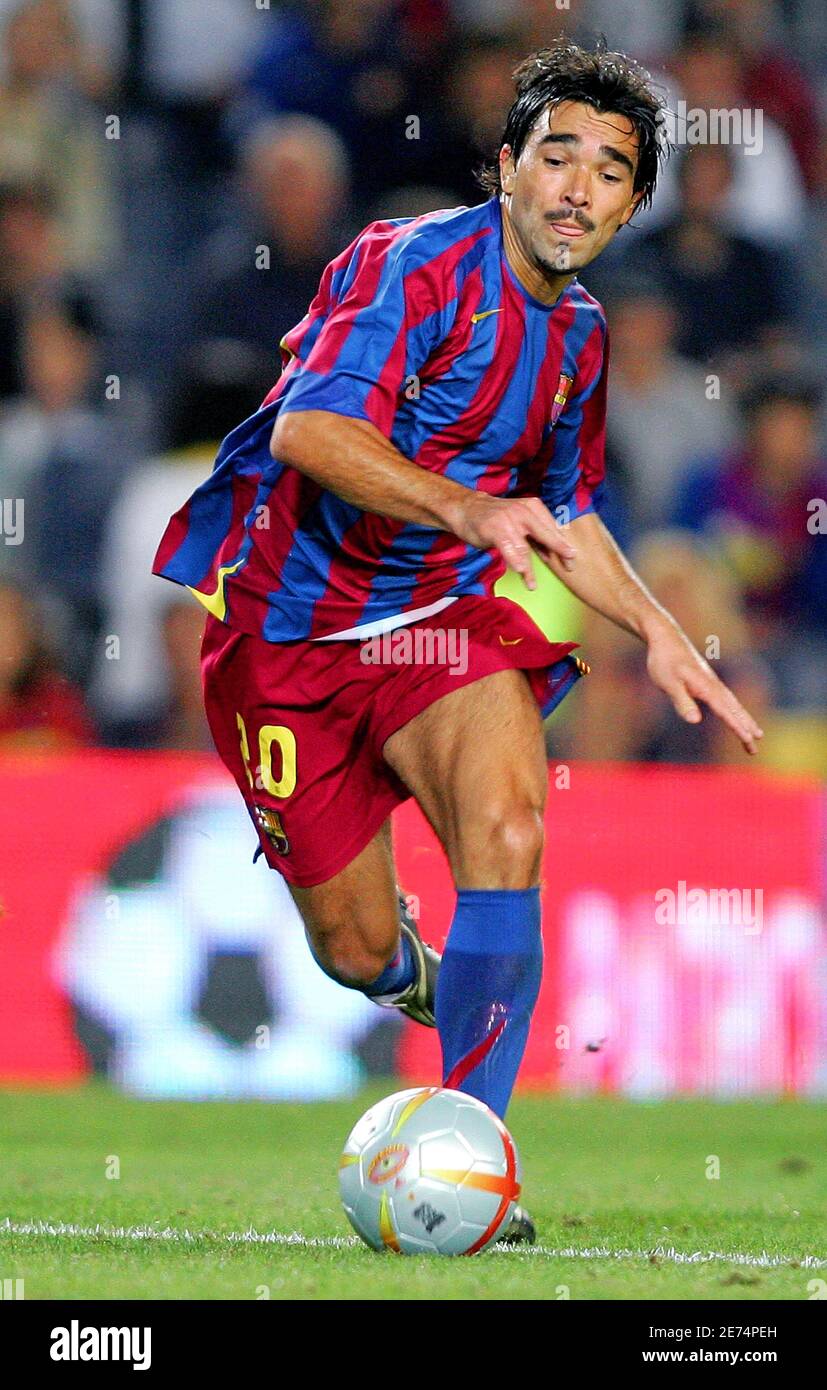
[271,412,580,574]
[645,621,764,755]
[542,514,765,757]
[446,493,577,591]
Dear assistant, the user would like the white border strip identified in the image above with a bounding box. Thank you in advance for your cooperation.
[1,1219,824,1267]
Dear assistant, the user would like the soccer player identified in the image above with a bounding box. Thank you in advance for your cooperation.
[154,41,763,1242]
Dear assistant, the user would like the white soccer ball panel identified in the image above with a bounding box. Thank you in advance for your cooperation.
[391,1182,463,1250]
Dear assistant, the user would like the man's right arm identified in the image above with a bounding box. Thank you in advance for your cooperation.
[270,409,578,591]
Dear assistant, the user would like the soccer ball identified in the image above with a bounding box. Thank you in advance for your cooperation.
[338,1086,522,1255]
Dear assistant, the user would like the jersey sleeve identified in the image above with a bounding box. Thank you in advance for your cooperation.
[275,228,455,439]
[540,323,609,523]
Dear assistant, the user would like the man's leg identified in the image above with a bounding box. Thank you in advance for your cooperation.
[288,820,421,1005]
[383,667,547,1119]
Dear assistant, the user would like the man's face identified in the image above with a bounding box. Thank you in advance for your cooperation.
[500,100,643,276]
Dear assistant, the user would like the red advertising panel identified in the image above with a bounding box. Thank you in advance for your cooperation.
[0,752,217,1082]
[0,755,824,1095]
[395,765,826,1096]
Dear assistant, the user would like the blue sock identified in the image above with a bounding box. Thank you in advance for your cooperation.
[436,888,543,1119]
[304,927,416,997]
[362,933,416,998]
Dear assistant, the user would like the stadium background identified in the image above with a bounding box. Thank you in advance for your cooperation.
[0,0,825,1104]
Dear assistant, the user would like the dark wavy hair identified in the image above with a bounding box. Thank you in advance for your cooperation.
[477,38,670,213]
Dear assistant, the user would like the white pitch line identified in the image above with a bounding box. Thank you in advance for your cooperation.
[1,1219,824,1268]
[530,1244,827,1269]
[0,1219,357,1250]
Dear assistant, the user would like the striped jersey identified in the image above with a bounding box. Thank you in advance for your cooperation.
[153,196,609,642]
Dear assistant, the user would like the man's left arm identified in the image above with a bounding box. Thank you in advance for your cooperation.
[538,509,764,755]
[538,323,763,755]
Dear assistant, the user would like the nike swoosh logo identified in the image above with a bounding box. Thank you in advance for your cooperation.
[471,308,504,324]
[498,636,523,646]
[187,556,246,621]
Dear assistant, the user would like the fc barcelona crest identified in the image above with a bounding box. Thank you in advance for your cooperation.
[550,373,574,427]
[254,804,290,856]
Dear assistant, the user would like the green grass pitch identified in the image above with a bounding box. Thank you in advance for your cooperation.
[0,1084,823,1300]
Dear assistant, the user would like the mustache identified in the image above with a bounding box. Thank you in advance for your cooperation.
[544,210,595,232]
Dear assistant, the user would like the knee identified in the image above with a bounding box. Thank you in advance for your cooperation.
[307,922,397,990]
[487,801,545,872]
[457,798,545,887]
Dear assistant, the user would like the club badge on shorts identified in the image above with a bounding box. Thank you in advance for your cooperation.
[254,804,290,856]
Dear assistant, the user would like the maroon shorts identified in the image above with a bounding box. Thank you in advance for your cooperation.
[201,595,587,887]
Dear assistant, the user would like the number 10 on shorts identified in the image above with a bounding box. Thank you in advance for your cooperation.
[236,713,297,796]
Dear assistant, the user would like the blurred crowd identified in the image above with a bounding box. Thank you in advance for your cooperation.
[0,0,824,771]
